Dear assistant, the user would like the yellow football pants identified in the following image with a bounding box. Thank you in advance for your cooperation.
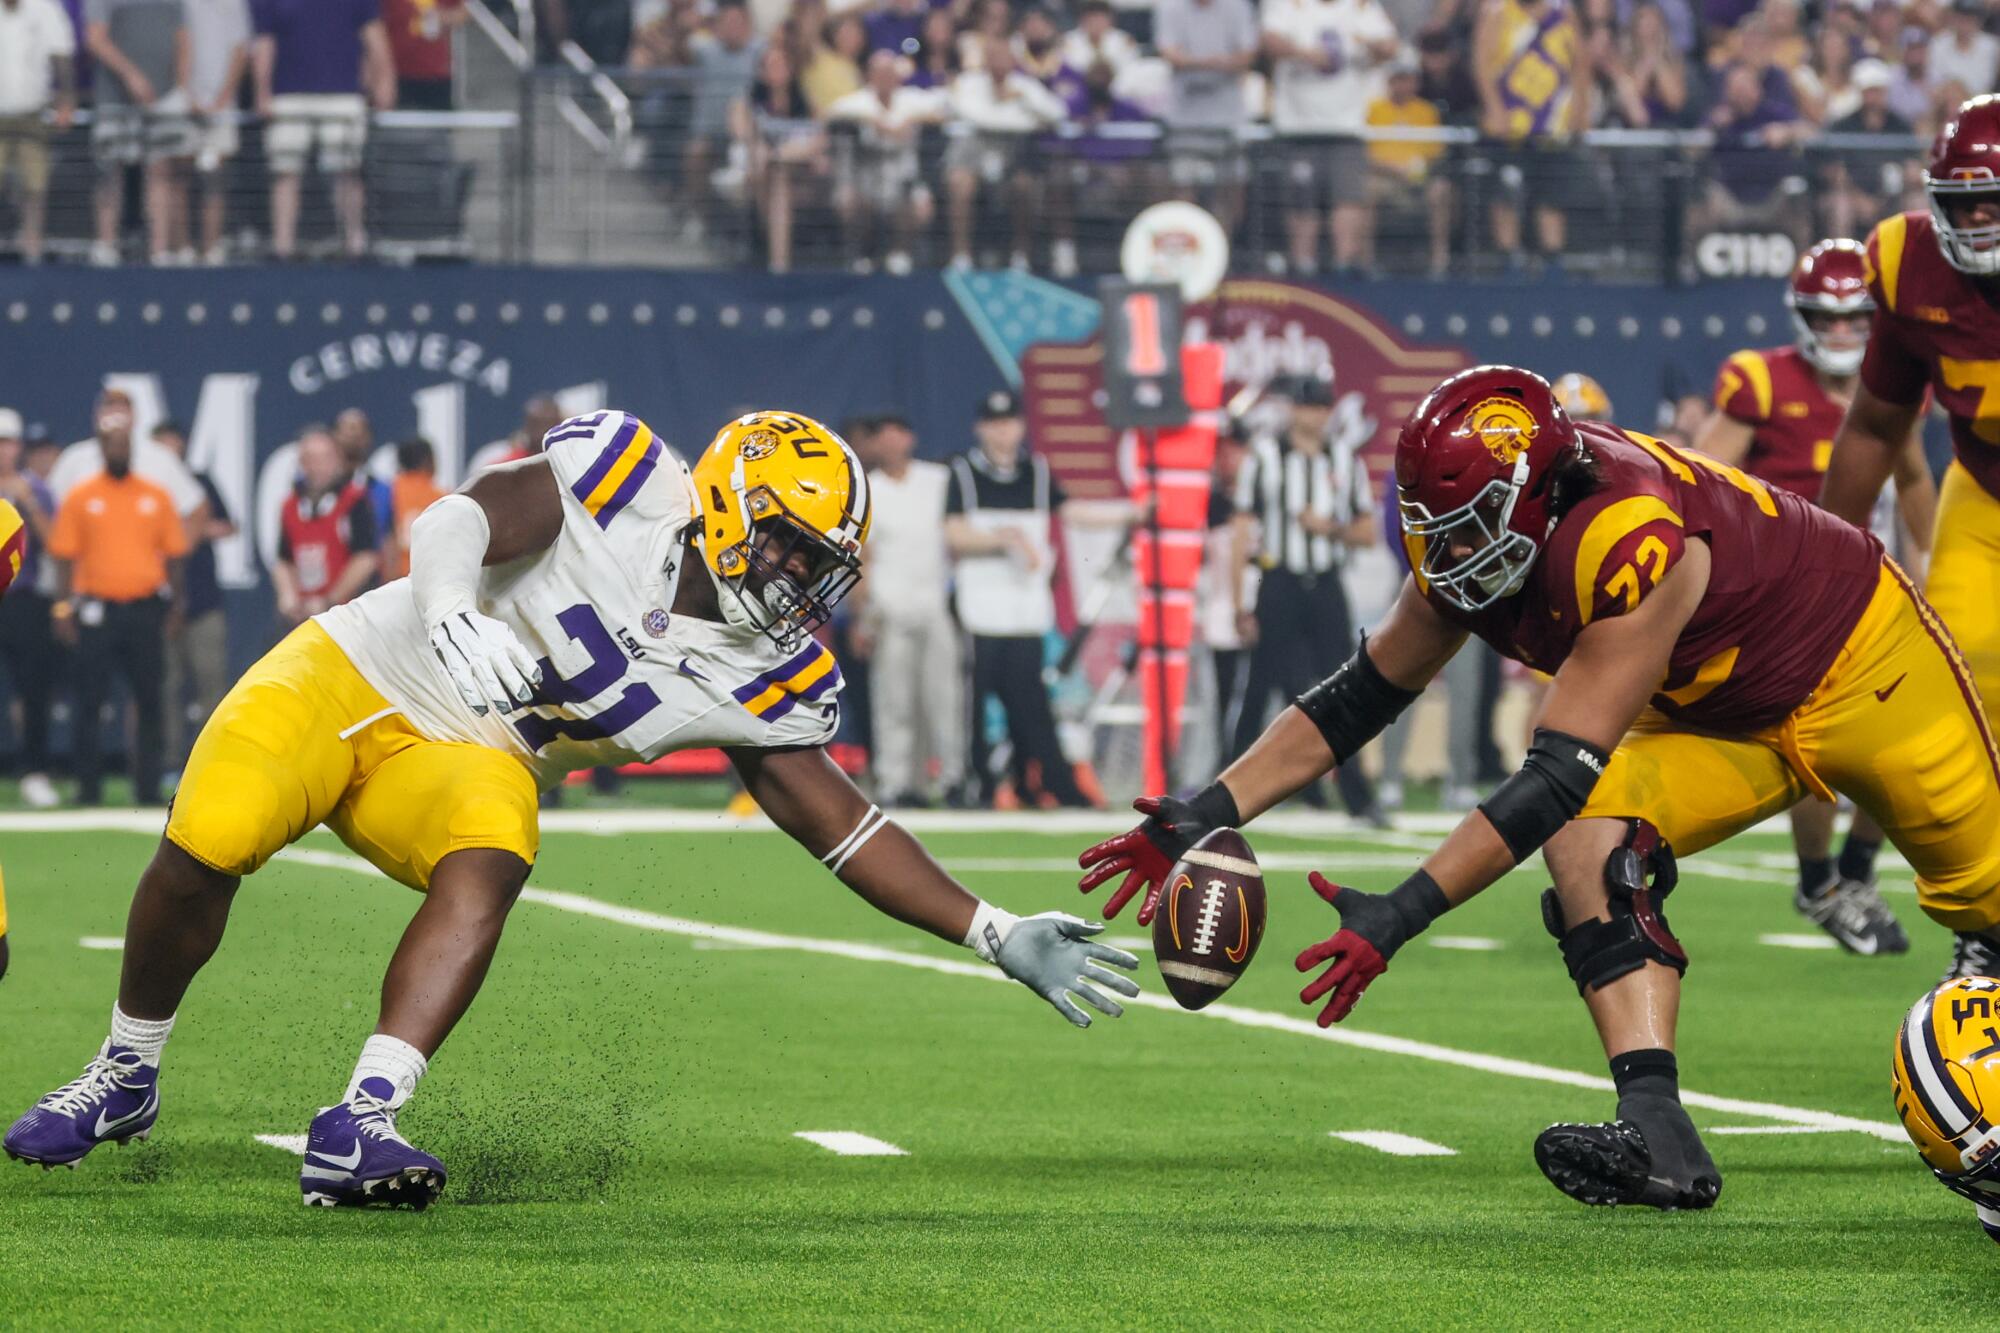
[166,622,541,890]
[1925,462,2000,734]
[1579,561,2000,932]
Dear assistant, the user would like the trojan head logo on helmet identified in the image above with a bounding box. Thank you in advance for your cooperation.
[689,411,871,652]
[1891,977,2000,1242]
[1787,238,1874,377]
[1396,365,1583,614]
[1926,94,2000,277]
[1551,372,1612,423]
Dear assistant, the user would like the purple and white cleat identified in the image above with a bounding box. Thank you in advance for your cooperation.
[4,1047,160,1168]
[299,1077,446,1210]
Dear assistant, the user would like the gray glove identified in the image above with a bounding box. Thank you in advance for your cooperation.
[993,912,1142,1028]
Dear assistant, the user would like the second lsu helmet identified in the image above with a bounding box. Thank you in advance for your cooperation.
[1891,976,2000,1245]
[1395,365,1585,614]
[1926,93,2000,276]
[689,411,871,651]
[1787,239,1874,377]
[0,499,24,601]
[1551,373,1613,423]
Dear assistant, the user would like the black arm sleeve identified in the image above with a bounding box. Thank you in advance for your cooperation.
[1292,638,1424,765]
[1477,728,1610,863]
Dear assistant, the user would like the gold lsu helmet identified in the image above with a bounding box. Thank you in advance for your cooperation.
[1551,373,1613,423]
[1892,976,2000,1243]
[689,411,871,650]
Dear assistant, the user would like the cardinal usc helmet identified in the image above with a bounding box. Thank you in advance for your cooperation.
[1891,977,2000,1244]
[1551,373,1612,422]
[1395,365,1584,613]
[0,499,24,601]
[1787,239,1874,377]
[689,411,871,651]
[1926,94,2000,276]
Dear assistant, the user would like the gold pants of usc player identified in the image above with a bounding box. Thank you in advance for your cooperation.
[1579,561,2000,932]
[1925,462,2000,733]
[166,622,541,891]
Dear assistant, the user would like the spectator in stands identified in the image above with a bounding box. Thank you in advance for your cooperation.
[630,0,699,69]
[0,408,60,808]
[150,419,234,768]
[802,11,867,114]
[1264,0,1401,276]
[1155,0,1258,234]
[1801,24,1861,127]
[1929,0,1998,100]
[945,389,1095,809]
[1887,29,1933,126]
[0,0,77,265]
[539,0,634,66]
[957,0,1014,72]
[53,388,208,525]
[857,414,961,809]
[1415,26,1480,124]
[383,0,465,110]
[945,35,1068,271]
[829,50,945,273]
[274,425,379,625]
[1475,0,1589,269]
[253,0,394,261]
[863,0,927,60]
[1603,1,1692,128]
[86,0,189,266]
[733,42,826,272]
[1821,58,1914,240]
[333,406,392,553]
[1044,59,1158,278]
[47,410,188,806]
[1366,51,1452,276]
[185,0,251,266]
[387,435,444,579]
[908,7,961,89]
[1065,0,1140,77]
[1013,6,1069,86]
[1697,58,1811,245]
[682,0,761,237]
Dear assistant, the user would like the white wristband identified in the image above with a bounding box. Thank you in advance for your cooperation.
[964,901,1021,964]
[409,493,490,627]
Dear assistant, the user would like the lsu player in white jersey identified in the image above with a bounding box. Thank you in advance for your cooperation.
[4,410,1139,1208]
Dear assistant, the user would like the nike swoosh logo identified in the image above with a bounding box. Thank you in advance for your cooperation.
[677,658,709,682]
[1875,673,1907,702]
[93,1091,156,1139]
[307,1140,366,1170]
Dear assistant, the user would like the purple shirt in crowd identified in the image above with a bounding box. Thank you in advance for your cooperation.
[251,0,379,96]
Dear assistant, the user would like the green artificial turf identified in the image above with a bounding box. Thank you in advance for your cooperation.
[0,820,1985,1328]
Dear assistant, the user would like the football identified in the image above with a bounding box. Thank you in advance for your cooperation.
[1152,828,1266,1010]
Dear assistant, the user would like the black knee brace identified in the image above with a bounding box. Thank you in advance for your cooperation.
[1540,819,1688,995]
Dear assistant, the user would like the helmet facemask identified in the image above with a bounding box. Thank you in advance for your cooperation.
[1928,177,2000,276]
[1400,453,1540,613]
[703,485,862,653]
[1790,304,1869,377]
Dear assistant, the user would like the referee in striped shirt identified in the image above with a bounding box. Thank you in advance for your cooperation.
[1227,375,1385,824]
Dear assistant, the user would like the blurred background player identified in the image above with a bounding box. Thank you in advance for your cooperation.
[1822,94,2000,977]
[1696,239,1934,955]
[0,493,25,979]
[152,418,236,772]
[387,436,445,581]
[0,407,59,808]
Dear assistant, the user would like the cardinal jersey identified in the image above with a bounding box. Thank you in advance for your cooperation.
[317,410,844,789]
[1861,210,2000,500]
[1413,423,1883,734]
[1711,345,1842,499]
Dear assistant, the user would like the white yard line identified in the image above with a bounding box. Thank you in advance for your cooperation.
[1330,1130,1457,1157]
[1429,936,1504,952]
[262,846,1905,1143]
[77,936,124,950]
[1705,1125,1852,1136]
[255,1133,308,1155]
[1760,933,1840,951]
[793,1131,907,1157]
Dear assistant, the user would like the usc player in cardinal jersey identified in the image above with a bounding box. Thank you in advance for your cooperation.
[1824,95,2000,970]
[1695,239,1937,955]
[1080,365,2000,1212]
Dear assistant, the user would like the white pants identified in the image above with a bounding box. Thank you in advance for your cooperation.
[869,612,963,798]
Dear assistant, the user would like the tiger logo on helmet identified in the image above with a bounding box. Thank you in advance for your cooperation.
[689,411,871,652]
[1891,976,2000,1245]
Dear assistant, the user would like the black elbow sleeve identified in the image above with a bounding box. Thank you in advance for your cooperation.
[1294,640,1424,765]
[1478,729,1611,863]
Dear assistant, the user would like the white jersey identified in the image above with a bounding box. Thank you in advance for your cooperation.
[317,410,845,789]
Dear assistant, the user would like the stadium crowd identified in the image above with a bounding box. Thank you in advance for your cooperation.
[0,0,1991,270]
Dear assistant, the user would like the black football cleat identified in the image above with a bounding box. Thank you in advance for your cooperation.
[1945,931,2000,984]
[1535,1095,1721,1212]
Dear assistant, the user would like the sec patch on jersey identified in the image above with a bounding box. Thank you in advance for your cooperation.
[1152,829,1266,1010]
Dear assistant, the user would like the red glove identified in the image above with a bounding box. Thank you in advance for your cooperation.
[1076,794,1212,925]
[1294,870,1447,1027]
